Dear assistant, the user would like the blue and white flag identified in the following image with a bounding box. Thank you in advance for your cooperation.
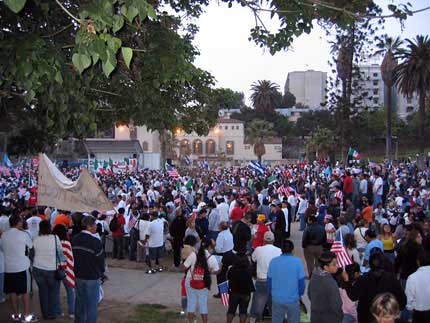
[3,153,13,168]
[201,160,210,170]
[183,155,190,166]
[248,161,265,175]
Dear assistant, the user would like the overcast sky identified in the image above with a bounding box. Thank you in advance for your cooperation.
[192,1,430,105]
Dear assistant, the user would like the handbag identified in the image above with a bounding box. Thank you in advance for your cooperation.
[54,236,66,281]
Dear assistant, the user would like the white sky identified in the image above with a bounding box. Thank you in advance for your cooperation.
[193,1,430,105]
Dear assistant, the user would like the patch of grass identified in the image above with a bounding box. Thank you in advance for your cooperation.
[125,304,181,323]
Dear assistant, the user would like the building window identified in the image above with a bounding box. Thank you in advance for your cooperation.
[373,73,378,77]
[226,141,234,155]
[193,139,203,155]
[206,139,216,154]
[180,139,190,155]
[407,106,414,112]
[244,145,251,150]
[373,98,379,104]
[373,80,378,86]
[236,126,239,130]
[373,89,378,95]
[224,126,228,130]
[231,126,234,130]
[142,141,149,151]
[129,126,137,140]
[407,98,412,104]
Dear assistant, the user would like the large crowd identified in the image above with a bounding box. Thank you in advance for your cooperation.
[0,159,430,323]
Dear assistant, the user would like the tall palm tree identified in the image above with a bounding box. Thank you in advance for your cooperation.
[250,80,281,114]
[245,119,275,162]
[394,35,430,166]
[375,36,403,162]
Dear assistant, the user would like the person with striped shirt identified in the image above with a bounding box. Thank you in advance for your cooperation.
[53,224,75,319]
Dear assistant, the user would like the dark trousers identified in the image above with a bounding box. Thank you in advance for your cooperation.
[227,293,251,315]
[32,267,60,319]
[112,236,124,259]
[172,240,183,268]
[413,310,430,323]
[123,236,130,256]
[129,231,139,261]
[216,251,234,286]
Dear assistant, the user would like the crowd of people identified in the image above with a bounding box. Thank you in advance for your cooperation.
[0,159,430,323]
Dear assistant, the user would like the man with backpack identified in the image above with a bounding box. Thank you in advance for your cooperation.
[110,208,125,259]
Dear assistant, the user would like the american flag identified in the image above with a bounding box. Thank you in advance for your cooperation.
[335,190,343,201]
[165,163,179,178]
[330,235,353,268]
[218,281,229,307]
[277,185,290,197]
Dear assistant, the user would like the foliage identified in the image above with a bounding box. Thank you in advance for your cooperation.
[250,80,282,114]
[394,35,430,160]
[307,127,335,159]
[294,110,335,138]
[245,119,275,161]
[211,87,246,110]
[281,91,296,108]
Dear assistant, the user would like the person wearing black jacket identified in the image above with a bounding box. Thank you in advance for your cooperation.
[395,229,423,286]
[169,208,187,268]
[302,215,326,278]
[342,250,406,323]
[226,254,255,323]
[72,216,105,323]
[231,212,252,254]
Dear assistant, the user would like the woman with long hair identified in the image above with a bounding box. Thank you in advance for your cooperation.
[380,223,397,264]
[395,229,423,287]
[32,220,65,320]
[182,238,219,323]
[52,224,75,319]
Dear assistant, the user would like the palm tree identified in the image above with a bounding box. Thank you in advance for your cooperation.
[375,36,403,162]
[245,119,276,162]
[394,35,430,166]
[250,80,282,114]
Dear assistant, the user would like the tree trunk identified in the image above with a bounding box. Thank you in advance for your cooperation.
[418,90,426,168]
[159,130,167,163]
[386,85,392,163]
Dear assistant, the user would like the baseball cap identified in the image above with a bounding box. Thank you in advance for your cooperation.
[264,231,275,242]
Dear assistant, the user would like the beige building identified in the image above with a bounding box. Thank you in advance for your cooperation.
[114,117,283,168]
[284,70,327,108]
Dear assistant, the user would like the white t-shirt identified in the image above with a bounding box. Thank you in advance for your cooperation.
[183,250,219,279]
[373,177,383,195]
[217,202,230,222]
[26,216,42,240]
[33,235,62,271]
[251,244,282,280]
[2,228,33,273]
[148,218,164,248]
[138,220,150,241]
[354,227,368,250]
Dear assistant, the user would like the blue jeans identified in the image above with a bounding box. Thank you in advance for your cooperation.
[272,300,300,323]
[32,267,61,319]
[185,278,208,314]
[250,280,270,319]
[342,314,355,323]
[299,213,306,231]
[373,194,382,209]
[75,278,100,323]
[208,231,219,241]
[0,272,4,302]
[63,280,75,315]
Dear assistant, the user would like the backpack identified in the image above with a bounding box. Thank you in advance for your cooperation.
[190,264,206,289]
[109,216,119,232]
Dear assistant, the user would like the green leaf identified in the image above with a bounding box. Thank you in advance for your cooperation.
[113,15,124,33]
[72,53,92,74]
[121,47,133,69]
[147,4,157,19]
[4,0,26,13]
[102,50,117,77]
[124,6,138,23]
[54,71,63,84]
[107,37,122,53]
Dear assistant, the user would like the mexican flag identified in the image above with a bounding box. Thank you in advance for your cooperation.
[94,159,99,170]
[267,175,278,185]
[185,178,193,190]
[348,147,361,159]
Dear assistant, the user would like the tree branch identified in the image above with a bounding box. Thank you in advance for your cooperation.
[42,24,73,38]
[55,0,81,23]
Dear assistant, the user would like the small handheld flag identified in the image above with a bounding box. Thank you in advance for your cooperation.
[217,281,229,307]
[330,233,353,268]
[348,147,361,160]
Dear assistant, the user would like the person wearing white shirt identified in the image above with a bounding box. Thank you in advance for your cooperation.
[0,211,10,234]
[2,215,34,321]
[250,232,282,321]
[405,250,430,321]
[214,222,234,255]
[137,213,150,263]
[296,195,309,231]
[287,194,297,220]
[145,213,164,273]
[372,173,384,208]
[216,198,230,223]
[26,210,42,240]
[359,174,368,196]
[32,220,65,319]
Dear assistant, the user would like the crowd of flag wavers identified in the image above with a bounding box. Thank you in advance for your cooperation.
[0,155,430,323]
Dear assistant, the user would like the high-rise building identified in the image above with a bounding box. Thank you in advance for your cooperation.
[284,70,327,108]
[356,63,419,119]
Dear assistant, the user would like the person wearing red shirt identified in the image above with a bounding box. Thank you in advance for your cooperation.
[28,192,37,207]
[111,208,126,259]
[252,214,270,250]
[343,171,353,204]
[230,201,244,222]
